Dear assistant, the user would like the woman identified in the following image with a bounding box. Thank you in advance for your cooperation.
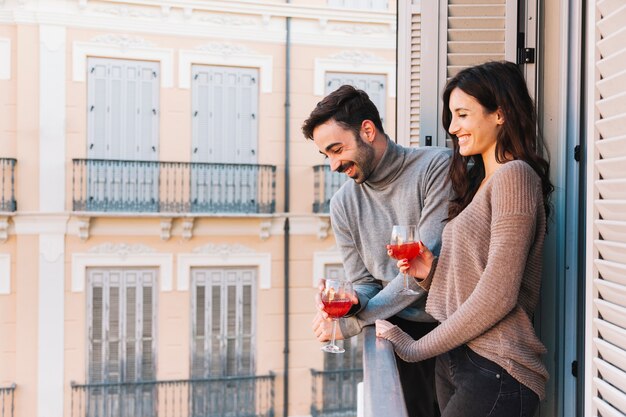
[376,61,553,417]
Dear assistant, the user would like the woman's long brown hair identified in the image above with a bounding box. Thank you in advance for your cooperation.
[442,61,553,224]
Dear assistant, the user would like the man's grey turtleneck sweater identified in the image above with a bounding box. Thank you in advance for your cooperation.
[330,138,452,337]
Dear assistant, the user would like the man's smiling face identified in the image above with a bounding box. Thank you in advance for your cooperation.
[312,119,376,184]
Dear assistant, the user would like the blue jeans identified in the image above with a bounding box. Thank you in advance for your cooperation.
[435,345,539,417]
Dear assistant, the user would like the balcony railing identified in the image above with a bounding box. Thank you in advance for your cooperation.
[70,373,275,417]
[72,159,276,214]
[313,164,347,213]
[0,384,16,417]
[362,326,407,417]
[310,368,362,417]
[0,158,16,212]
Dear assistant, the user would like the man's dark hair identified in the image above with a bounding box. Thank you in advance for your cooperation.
[301,85,384,140]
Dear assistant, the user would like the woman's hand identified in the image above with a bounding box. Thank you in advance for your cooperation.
[375,319,396,338]
[387,241,435,280]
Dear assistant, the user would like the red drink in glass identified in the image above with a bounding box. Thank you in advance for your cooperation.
[388,242,421,260]
[322,299,352,319]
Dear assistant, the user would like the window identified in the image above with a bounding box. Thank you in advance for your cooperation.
[328,0,389,11]
[191,267,256,416]
[87,268,157,417]
[86,58,160,211]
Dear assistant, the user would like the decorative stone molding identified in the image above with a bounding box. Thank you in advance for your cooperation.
[178,250,272,290]
[195,42,252,56]
[93,5,160,19]
[317,217,331,240]
[0,217,8,243]
[260,221,271,240]
[329,50,385,64]
[77,217,90,241]
[182,218,195,240]
[160,218,172,241]
[327,24,386,35]
[314,50,396,97]
[198,14,256,26]
[88,243,156,256]
[178,46,272,92]
[91,34,157,49]
[72,249,173,292]
[73,36,174,87]
[192,243,255,255]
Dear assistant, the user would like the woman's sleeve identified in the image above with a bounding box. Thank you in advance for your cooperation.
[380,163,542,362]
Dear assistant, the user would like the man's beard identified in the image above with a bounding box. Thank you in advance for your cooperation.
[340,137,376,184]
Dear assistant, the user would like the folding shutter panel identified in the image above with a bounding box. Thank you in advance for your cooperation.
[87,58,159,161]
[446,0,516,78]
[325,72,386,125]
[409,10,422,146]
[191,267,256,377]
[192,66,259,164]
[586,2,626,416]
[87,268,156,384]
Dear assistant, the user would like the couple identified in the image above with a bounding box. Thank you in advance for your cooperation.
[304,61,553,417]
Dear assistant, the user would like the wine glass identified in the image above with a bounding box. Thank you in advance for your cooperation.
[389,225,421,295]
[320,279,355,354]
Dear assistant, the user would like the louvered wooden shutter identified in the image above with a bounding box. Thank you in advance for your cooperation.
[586,2,626,416]
[192,66,259,164]
[446,0,516,78]
[88,268,157,384]
[191,267,256,378]
[399,0,517,147]
[409,11,421,146]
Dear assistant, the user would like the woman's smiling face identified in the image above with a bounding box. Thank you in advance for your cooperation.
[447,87,504,158]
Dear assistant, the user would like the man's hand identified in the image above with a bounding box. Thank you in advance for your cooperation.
[312,311,345,342]
[312,278,359,342]
[314,278,359,320]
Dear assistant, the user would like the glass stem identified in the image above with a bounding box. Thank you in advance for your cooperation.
[404,273,409,289]
[330,320,337,346]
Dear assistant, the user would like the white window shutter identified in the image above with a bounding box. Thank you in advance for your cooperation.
[87,268,157,384]
[192,66,259,164]
[191,267,256,378]
[585,2,626,416]
[87,58,159,161]
[325,72,387,125]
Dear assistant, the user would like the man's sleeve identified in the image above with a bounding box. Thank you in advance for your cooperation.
[330,195,383,316]
[418,150,453,256]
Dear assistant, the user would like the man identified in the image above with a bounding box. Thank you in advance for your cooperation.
[302,85,452,417]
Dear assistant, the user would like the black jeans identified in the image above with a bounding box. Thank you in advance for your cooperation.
[388,316,440,417]
[435,345,539,417]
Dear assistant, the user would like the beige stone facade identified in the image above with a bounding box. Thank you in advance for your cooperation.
[0,1,397,416]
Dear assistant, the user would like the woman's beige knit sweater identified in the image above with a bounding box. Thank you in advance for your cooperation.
[379,160,549,400]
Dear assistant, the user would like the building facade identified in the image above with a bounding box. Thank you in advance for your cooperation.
[0,1,397,416]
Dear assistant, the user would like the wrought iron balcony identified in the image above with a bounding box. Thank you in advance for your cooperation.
[313,164,347,213]
[0,158,16,212]
[0,384,15,417]
[70,373,275,417]
[310,368,362,417]
[72,159,276,215]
